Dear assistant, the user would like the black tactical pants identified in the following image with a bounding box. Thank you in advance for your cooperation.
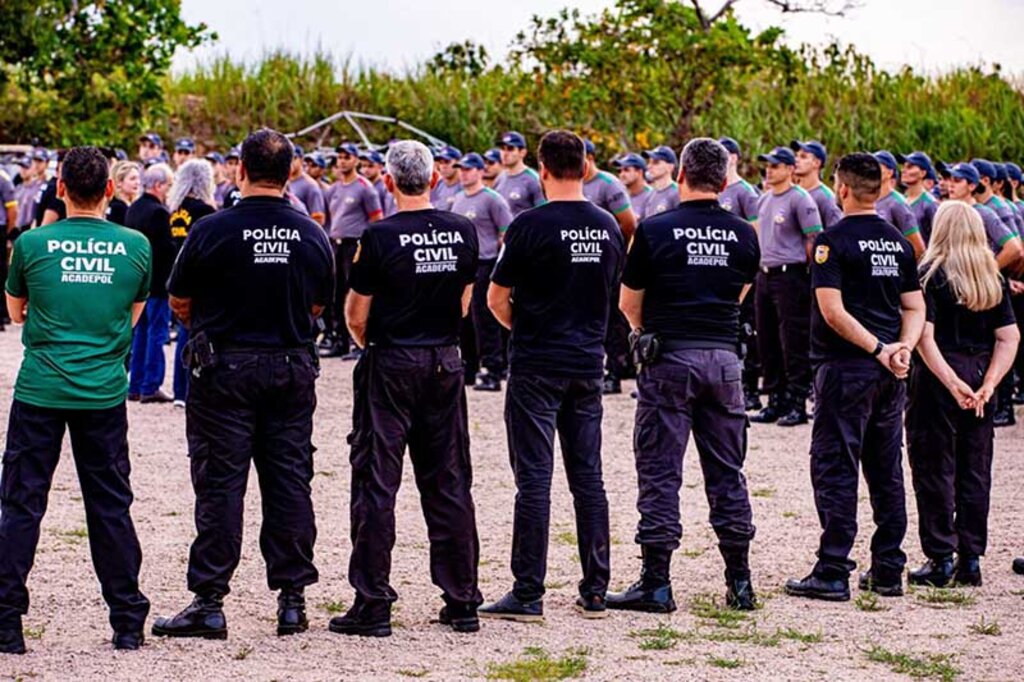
[325,238,359,351]
[471,259,506,377]
[755,267,812,404]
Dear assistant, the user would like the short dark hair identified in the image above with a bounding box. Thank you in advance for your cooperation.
[240,128,292,188]
[537,130,586,181]
[60,146,110,207]
[681,138,727,193]
[836,152,882,202]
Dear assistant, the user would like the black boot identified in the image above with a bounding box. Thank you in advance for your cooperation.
[328,596,391,637]
[908,557,954,587]
[438,602,480,633]
[744,390,762,412]
[277,588,308,636]
[606,546,676,613]
[954,555,982,586]
[784,574,850,601]
[112,631,144,650]
[777,397,809,427]
[722,549,757,611]
[0,627,25,655]
[857,570,904,597]
[750,394,784,424]
[151,595,227,639]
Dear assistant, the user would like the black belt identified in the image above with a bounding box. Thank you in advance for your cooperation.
[217,343,309,353]
[661,339,739,354]
[760,263,806,274]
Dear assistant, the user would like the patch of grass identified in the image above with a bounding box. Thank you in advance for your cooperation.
[701,626,779,647]
[777,627,824,644]
[397,669,429,678]
[486,647,588,681]
[680,548,706,559]
[315,470,335,477]
[233,645,254,661]
[689,593,749,629]
[23,626,45,640]
[544,580,569,590]
[968,616,1001,636]
[685,482,700,489]
[916,588,976,609]
[708,656,743,669]
[318,600,347,614]
[855,592,888,612]
[782,511,798,519]
[163,510,179,517]
[664,658,696,666]
[863,645,961,681]
[553,531,577,546]
[629,624,687,651]
[751,487,776,498]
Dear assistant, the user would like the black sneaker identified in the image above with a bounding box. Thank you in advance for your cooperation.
[993,407,1015,428]
[152,595,227,639]
[750,402,783,424]
[574,595,608,619]
[953,556,982,587]
[1013,557,1024,575]
[438,603,480,633]
[858,570,904,597]
[473,372,502,392]
[602,376,622,395]
[908,557,954,587]
[139,389,173,404]
[726,578,758,611]
[112,631,144,650]
[784,574,850,602]
[777,406,809,427]
[744,392,763,412]
[605,580,676,613]
[478,591,544,623]
[319,343,347,358]
[1013,392,1024,406]
[328,598,391,637]
[0,628,26,655]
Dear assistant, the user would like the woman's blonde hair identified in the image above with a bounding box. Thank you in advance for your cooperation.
[110,160,141,203]
[919,200,1003,312]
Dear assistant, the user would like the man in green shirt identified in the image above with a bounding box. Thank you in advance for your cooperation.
[0,147,153,655]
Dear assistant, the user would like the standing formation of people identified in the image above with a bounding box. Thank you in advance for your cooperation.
[1,126,1024,658]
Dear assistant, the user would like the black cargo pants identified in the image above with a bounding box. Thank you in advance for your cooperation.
[755,267,812,405]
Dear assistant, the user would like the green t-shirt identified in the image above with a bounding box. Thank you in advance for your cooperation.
[5,217,152,409]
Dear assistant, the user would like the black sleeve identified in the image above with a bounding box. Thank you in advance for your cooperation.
[313,230,335,307]
[810,232,840,290]
[923,280,937,324]
[742,226,760,283]
[167,226,201,298]
[899,238,922,293]
[620,225,651,290]
[461,223,479,286]
[491,218,529,288]
[991,283,1017,329]
[348,229,380,296]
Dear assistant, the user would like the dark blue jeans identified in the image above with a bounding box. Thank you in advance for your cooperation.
[128,297,170,396]
[505,372,609,601]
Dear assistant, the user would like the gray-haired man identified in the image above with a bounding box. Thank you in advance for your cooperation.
[610,138,760,614]
[329,140,483,638]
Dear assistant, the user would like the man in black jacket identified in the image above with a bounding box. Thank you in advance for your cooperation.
[125,163,175,403]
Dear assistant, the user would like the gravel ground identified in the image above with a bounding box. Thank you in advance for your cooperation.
[0,330,1021,681]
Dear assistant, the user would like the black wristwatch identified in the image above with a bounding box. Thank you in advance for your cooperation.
[871,341,884,357]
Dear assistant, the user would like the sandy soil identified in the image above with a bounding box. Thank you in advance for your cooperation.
[0,330,1021,681]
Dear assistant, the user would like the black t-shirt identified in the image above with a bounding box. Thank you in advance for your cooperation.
[125,193,175,297]
[811,214,920,361]
[622,199,759,346]
[222,186,242,209]
[34,177,66,225]
[167,196,334,348]
[349,209,478,347]
[106,197,129,226]
[491,200,625,378]
[170,196,216,250]
[924,268,1016,353]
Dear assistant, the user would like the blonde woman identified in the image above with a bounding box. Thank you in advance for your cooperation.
[906,200,1019,588]
[107,160,141,225]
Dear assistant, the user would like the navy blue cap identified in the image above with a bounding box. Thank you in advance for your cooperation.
[30,148,49,162]
[303,153,327,169]
[500,131,527,149]
[790,140,827,165]
[359,150,386,165]
[643,145,678,166]
[114,148,128,161]
[336,142,360,157]
[433,145,462,162]
[873,150,898,172]
[15,157,30,168]
[757,147,797,166]
[292,143,304,158]
[455,153,485,170]
[896,150,934,173]
[205,151,225,165]
[175,138,196,153]
[970,159,997,180]
[483,148,502,164]
[139,132,162,147]
[994,163,1008,182]
[950,162,980,185]
[225,146,241,160]
[583,139,596,156]
[718,137,741,156]
[1006,163,1023,183]
[612,153,647,171]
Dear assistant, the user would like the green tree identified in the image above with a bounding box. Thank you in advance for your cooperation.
[0,0,214,146]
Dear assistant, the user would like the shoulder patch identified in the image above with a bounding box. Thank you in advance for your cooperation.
[814,244,830,264]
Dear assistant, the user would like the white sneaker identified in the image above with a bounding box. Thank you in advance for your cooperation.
[173,399,185,409]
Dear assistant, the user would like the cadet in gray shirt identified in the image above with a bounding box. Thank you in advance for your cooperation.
[792,140,842,229]
[495,132,545,216]
[613,153,652,219]
[720,180,760,222]
[640,146,681,219]
[874,151,924,258]
[288,147,326,226]
[898,152,939,243]
[751,146,822,427]
[946,163,1021,269]
[452,153,514,391]
[430,146,463,211]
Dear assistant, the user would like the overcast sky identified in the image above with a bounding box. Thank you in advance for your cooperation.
[175,0,1024,76]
